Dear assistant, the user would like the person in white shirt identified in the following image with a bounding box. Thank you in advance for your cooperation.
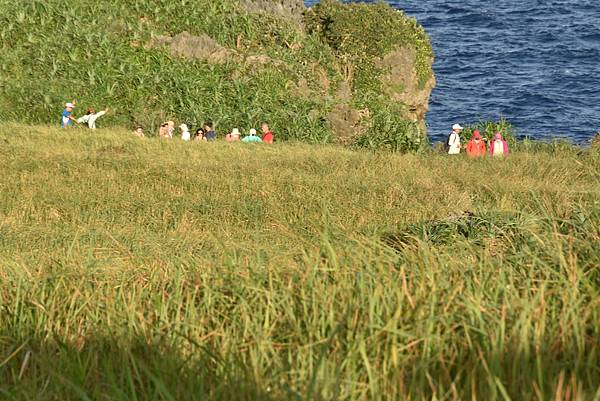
[77,107,108,129]
[179,123,191,141]
[447,123,463,155]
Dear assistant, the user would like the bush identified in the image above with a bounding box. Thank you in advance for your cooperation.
[304,0,434,152]
[462,118,517,146]
[353,103,423,152]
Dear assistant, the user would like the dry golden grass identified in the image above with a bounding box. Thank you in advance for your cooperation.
[1,124,599,400]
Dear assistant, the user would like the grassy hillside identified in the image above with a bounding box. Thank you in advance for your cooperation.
[1,124,599,400]
[0,0,433,151]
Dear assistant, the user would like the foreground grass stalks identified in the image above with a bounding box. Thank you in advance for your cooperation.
[0,124,599,400]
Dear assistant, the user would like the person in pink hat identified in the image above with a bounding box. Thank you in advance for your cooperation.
[489,132,509,157]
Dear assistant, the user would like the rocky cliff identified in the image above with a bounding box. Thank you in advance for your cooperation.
[0,0,435,151]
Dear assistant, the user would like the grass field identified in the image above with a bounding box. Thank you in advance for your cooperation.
[0,124,599,400]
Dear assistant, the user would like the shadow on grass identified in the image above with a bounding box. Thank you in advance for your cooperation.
[0,334,285,401]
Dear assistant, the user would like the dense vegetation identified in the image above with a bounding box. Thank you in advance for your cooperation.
[1,124,599,400]
[0,0,434,151]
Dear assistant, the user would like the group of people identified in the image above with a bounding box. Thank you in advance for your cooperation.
[446,123,509,157]
[61,102,275,144]
[148,121,275,143]
[62,103,511,155]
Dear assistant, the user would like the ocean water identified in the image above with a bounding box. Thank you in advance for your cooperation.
[305,0,600,143]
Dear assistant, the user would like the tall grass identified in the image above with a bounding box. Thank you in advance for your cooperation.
[0,123,599,400]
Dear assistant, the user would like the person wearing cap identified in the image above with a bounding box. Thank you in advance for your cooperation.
[261,122,275,144]
[489,132,509,157]
[225,128,241,142]
[466,130,487,158]
[61,102,77,128]
[77,107,108,129]
[180,123,191,141]
[447,123,463,155]
[242,128,263,143]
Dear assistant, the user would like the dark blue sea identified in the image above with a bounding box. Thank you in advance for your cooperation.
[305,0,600,143]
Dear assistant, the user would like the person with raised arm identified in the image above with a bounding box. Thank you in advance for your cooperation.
[77,107,108,129]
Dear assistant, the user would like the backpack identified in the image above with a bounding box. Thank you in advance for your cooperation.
[444,133,453,150]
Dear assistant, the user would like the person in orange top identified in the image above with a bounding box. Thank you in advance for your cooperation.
[261,122,275,144]
[466,130,487,158]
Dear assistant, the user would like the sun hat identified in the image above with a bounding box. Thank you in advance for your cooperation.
[249,128,257,136]
[452,123,464,131]
[65,102,75,108]
[231,128,240,136]
[179,123,188,131]
[473,130,482,139]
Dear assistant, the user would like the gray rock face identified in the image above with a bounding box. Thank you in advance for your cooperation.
[146,32,235,63]
[377,46,436,124]
[240,0,305,24]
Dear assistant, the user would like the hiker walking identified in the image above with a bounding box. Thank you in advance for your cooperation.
[447,123,463,155]
[489,132,509,157]
[466,130,487,158]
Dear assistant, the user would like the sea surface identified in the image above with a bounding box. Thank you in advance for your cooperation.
[305,0,600,143]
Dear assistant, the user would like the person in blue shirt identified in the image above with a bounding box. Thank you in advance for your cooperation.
[242,128,263,143]
[204,121,217,141]
[61,102,77,128]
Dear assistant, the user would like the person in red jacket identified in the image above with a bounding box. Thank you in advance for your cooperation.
[261,122,275,144]
[466,130,487,158]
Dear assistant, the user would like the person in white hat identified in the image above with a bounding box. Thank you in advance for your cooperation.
[225,128,241,142]
[447,123,463,155]
[179,123,191,141]
[61,102,77,128]
[242,128,263,143]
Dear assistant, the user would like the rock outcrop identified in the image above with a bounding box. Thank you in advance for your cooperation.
[377,46,436,133]
[1,0,436,152]
[240,0,305,25]
[146,32,235,64]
